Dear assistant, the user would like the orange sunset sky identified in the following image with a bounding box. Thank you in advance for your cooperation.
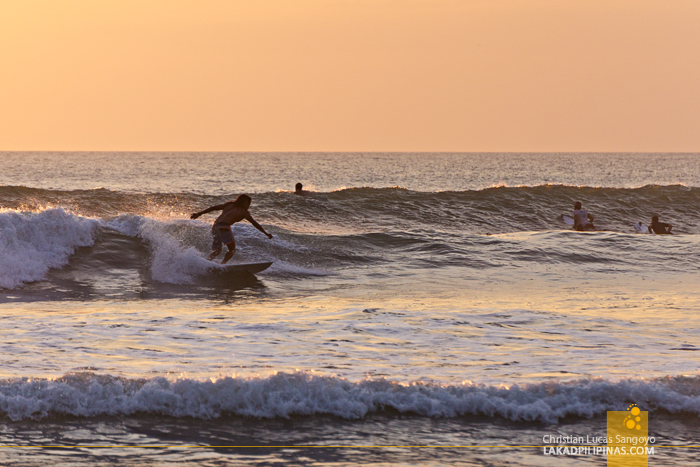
[1,0,699,152]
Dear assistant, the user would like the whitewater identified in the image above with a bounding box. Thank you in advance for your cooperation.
[0,152,699,465]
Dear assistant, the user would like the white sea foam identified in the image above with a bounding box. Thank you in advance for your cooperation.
[104,215,218,283]
[0,209,310,286]
[138,220,214,284]
[105,215,288,283]
[1,372,699,422]
[0,208,98,289]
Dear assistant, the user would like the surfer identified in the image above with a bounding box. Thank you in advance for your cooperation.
[294,182,310,196]
[649,216,673,234]
[190,194,273,264]
[573,202,596,231]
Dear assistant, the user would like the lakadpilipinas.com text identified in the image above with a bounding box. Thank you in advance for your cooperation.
[542,435,655,456]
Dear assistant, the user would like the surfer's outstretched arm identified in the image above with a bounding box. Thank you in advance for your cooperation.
[245,213,273,239]
[190,204,226,219]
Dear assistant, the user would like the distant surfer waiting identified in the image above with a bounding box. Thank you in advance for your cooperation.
[649,216,673,234]
[573,202,596,231]
[294,182,310,196]
[190,194,273,264]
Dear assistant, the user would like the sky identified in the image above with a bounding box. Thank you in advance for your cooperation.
[1,0,699,152]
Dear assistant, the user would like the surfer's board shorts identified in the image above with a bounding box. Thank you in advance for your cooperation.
[211,224,234,249]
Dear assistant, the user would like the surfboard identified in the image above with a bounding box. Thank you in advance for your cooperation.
[562,215,602,231]
[215,262,273,274]
[633,222,649,234]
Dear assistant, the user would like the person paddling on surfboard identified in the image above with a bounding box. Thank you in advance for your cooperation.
[649,215,672,235]
[190,194,273,264]
[573,202,596,231]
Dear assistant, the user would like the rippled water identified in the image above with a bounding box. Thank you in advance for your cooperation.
[2,152,699,193]
[1,152,699,465]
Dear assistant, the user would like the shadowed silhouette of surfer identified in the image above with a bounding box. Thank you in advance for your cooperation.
[190,194,273,264]
[649,216,673,234]
[294,182,311,196]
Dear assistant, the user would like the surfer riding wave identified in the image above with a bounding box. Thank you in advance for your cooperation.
[191,194,273,264]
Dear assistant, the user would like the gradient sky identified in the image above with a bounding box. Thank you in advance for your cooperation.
[1,0,699,152]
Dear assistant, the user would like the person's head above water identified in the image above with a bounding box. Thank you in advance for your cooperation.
[574,202,582,210]
[651,215,659,224]
[295,182,303,192]
[232,194,252,209]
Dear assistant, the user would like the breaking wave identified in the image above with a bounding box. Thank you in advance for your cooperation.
[1,372,699,422]
[1,185,698,291]
[0,208,98,289]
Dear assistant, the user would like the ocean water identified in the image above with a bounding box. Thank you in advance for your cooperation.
[1,152,699,465]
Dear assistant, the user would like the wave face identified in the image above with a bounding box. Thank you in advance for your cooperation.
[1,184,699,292]
[2,372,699,422]
[299,184,700,235]
[0,212,280,292]
[2,184,699,234]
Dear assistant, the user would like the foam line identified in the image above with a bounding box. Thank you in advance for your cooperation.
[1,372,699,422]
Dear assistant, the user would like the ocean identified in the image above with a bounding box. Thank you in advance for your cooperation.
[1,152,699,465]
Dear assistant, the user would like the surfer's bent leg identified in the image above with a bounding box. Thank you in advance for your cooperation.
[212,225,236,264]
[208,248,222,260]
[222,240,236,264]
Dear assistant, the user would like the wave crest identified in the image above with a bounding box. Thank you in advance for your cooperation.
[0,208,98,289]
[2,372,700,422]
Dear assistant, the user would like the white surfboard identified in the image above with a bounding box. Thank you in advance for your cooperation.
[215,262,273,274]
[634,222,650,234]
[562,215,601,231]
